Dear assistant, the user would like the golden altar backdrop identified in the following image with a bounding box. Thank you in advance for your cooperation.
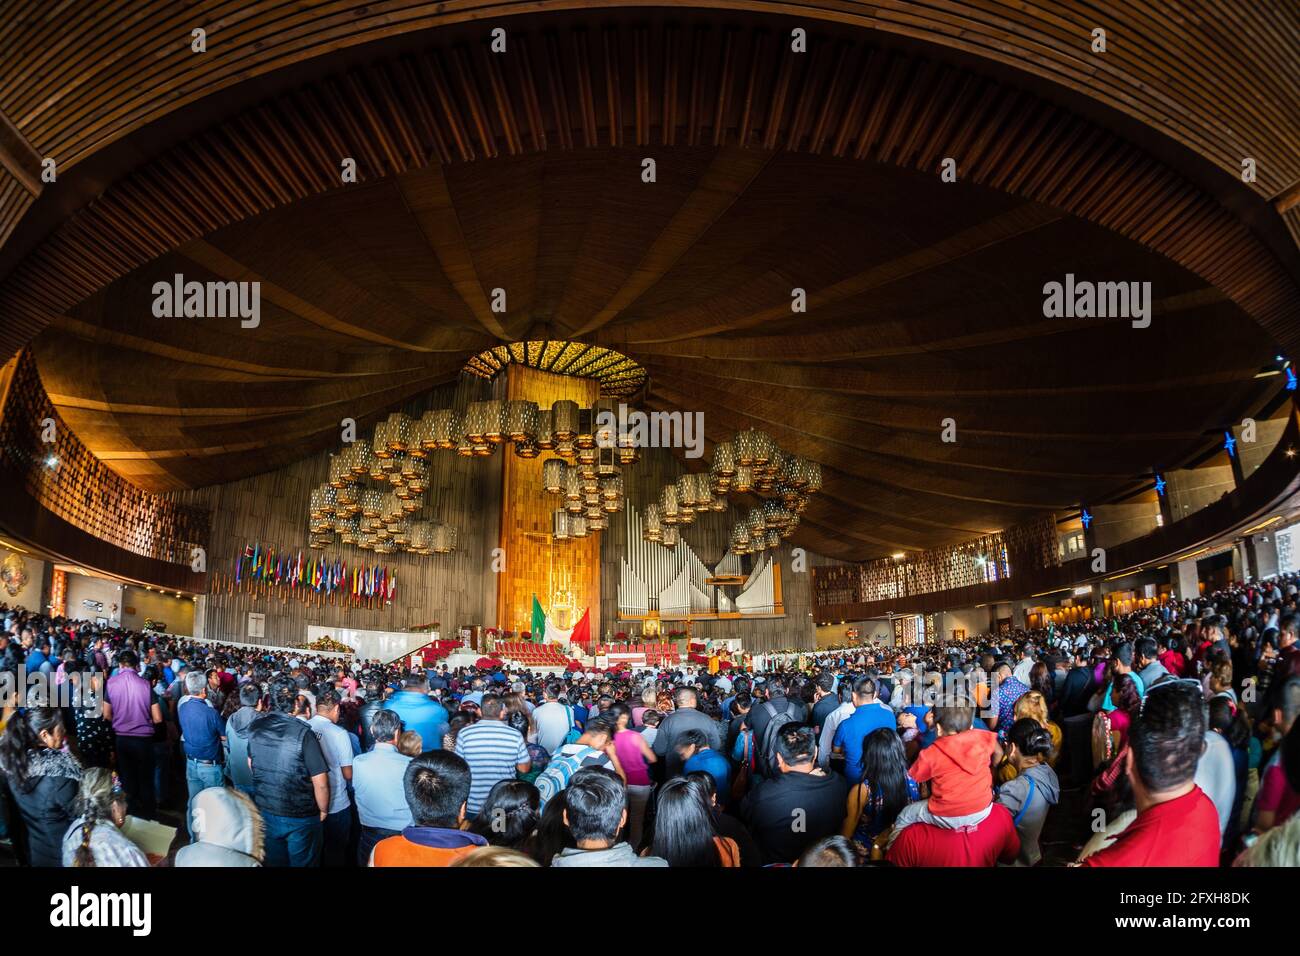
[496,364,600,639]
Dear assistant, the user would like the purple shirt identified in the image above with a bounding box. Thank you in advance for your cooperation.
[106,669,155,737]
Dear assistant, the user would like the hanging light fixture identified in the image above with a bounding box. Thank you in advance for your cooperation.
[385,412,413,454]
[570,514,589,538]
[553,509,571,540]
[551,400,579,441]
[575,408,596,449]
[661,484,680,524]
[535,408,555,450]
[352,442,376,476]
[504,399,539,443]
[543,458,567,494]
[592,399,618,448]
[662,526,679,548]
[644,503,663,541]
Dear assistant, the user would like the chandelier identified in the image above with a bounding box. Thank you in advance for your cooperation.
[643,427,822,554]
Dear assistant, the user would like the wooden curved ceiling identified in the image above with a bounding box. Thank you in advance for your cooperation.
[0,3,1296,240]
[1,6,1297,562]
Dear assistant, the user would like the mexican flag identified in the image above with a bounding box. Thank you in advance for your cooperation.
[531,595,546,643]
[570,608,591,648]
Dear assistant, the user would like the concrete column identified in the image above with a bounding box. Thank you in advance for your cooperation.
[1232,543,1246,583]
[1171,559,1199,601]
[193,594,207,641]
[1245,533,1280,581]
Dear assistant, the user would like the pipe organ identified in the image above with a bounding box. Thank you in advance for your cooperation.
[734,552,778,615]
[618,504,783,619]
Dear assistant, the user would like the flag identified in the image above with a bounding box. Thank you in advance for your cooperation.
[531,595,546,644]
[570,607,591,648]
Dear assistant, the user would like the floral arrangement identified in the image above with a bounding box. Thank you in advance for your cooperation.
[299,636,352,654]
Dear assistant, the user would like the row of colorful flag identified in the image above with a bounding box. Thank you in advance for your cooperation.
[234,542,396,602]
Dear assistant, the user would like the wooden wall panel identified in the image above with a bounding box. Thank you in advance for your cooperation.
[497,365,600,637]
[181,377,501,648]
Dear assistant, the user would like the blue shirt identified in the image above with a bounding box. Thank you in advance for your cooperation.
[383,691,450,752]
[352,743,414,831]
[833,702,896,782]
[683,748,731,802]
[178,697,224,761]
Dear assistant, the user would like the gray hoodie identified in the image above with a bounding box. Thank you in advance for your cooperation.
[551,842,668,867]
[175,787,264,867]
[996,762,1060,866]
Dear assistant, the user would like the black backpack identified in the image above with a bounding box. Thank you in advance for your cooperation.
[758,698,802,776]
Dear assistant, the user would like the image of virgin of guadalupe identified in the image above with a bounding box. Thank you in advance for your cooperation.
[1,553,29,597]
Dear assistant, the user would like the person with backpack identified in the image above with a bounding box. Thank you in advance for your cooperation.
[996,717,1061,865]
[651,687,723,777]
[748,678,808,778]
[740,723,847,865]
[535,713,624,810]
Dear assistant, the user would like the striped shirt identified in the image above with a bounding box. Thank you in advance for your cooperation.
[454,719,530,813]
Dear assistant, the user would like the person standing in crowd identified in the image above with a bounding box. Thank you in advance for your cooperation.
[454,693,531,815]
[996,718,1061,866]
[741,723,847,865]
[175,786,265,867]
[550,767,667,868]
[369,751,488,866]
[177,670,226,834]
[309,687,355,866]
[103,650,162,820]
[532,681,574,754]
[0,708,82,867]
[382,672,449,752]
[841,727,919,860]
[832,676,895,783]
[610,702,656,847]
[1080,681,1221,866]
[678,729,731,805]
[652,686,723,777]
[224,682,262,795]
[351,709,412,865]
[536,712,623,809]
[989,660,1029,737]
[469,780,540,852]
[247,676,331,867]
[647,775,739,866]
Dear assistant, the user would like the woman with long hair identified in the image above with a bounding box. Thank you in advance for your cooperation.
[609,702,656,848]
[0,707,83,866]
[646,776,739,867]
[529,789,573,865]
[61,768,148,867]
[1028,661,1054,707]
[840,727,918,859]
[68,663,114,769]
[469,779,540,850]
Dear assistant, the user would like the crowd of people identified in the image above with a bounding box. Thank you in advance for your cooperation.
[2,569,1299,868]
